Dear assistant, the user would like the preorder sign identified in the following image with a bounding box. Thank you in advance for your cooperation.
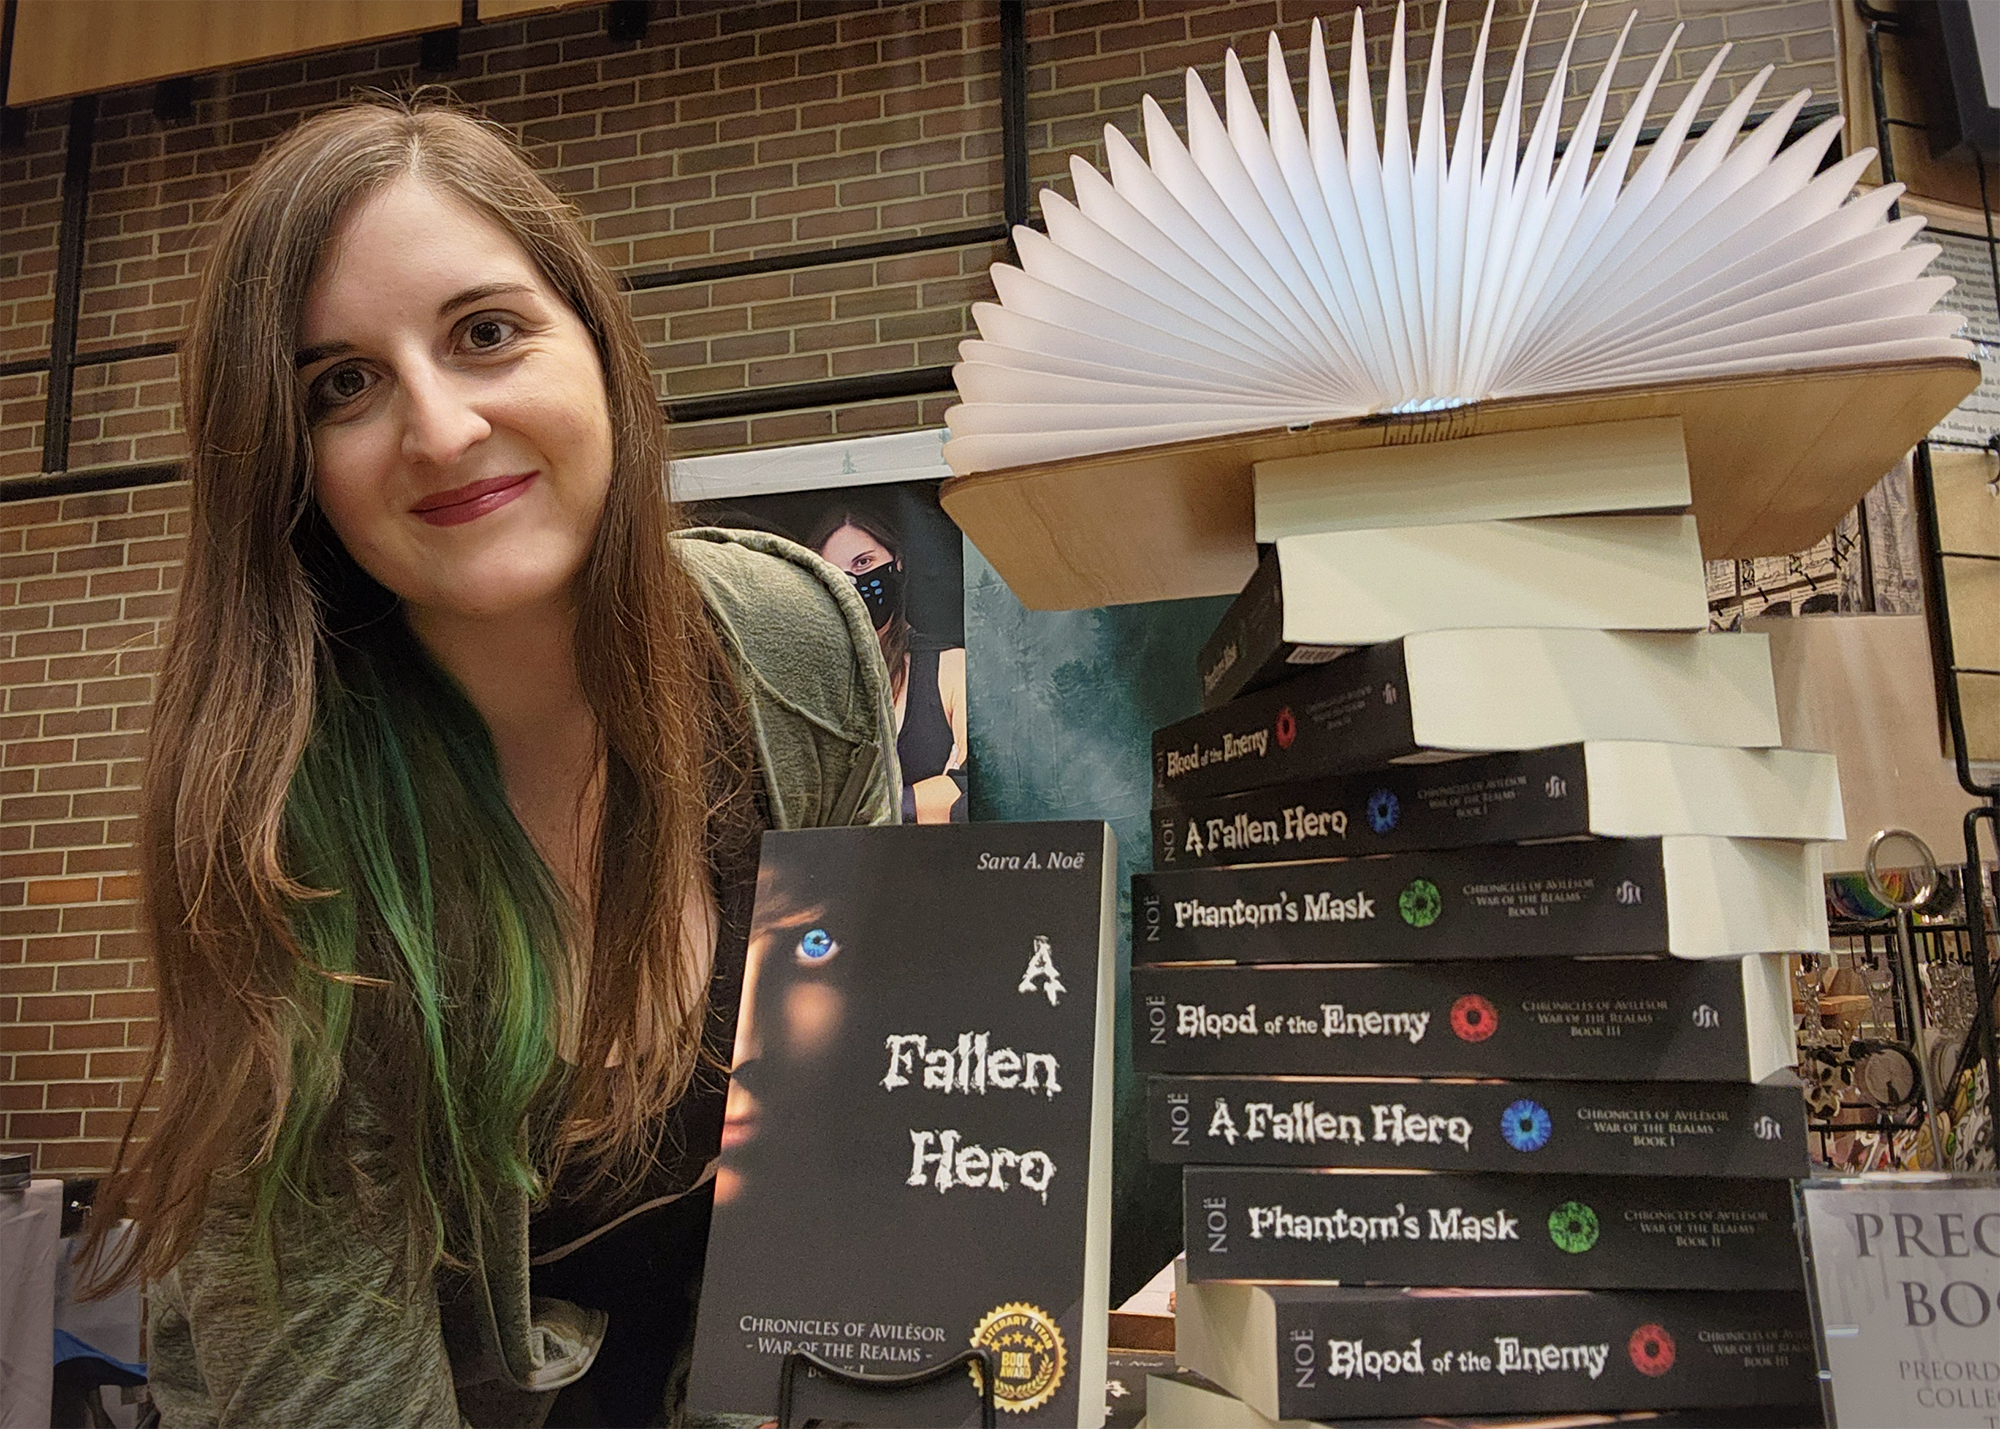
[1800,1178,2000,1428]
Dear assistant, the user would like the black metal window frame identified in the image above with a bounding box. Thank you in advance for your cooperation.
[0,0,1029,503]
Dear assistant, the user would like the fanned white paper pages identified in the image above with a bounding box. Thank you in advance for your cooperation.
[942,2,1973,476]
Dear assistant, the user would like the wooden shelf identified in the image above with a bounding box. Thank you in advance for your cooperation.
[939,358,1982,611]
[7,0,459,107]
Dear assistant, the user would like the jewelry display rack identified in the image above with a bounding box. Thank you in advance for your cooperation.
[1801,894,1996,1171]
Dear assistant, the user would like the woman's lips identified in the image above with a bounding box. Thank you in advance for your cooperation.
[721,1084,758,1151]
[411,472,535,526]
[720,1110,757,1151]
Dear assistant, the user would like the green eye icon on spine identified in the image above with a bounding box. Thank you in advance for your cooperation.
[1548,1200,1601,1253]
[1398,878,1442,928]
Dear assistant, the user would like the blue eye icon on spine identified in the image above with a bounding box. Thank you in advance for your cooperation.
[796,928,839,965]
[1366,789,1400,834]
[1500,1099,1553,1152]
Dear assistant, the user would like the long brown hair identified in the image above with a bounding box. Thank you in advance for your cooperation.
[84,99,749,1288]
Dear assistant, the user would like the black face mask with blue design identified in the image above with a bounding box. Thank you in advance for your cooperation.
[849,560,905,628]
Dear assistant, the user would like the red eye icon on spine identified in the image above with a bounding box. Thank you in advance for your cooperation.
[1628,1324,1676,1377]
[1449,994,1499,1042]
[1274,708,1297,749]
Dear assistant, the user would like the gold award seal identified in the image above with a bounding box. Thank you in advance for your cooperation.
[968,1302,1066,1414]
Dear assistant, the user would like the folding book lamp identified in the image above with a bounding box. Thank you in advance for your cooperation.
[937,3,1981,611]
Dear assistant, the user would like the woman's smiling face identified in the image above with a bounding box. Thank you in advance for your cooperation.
[297,175,614,627]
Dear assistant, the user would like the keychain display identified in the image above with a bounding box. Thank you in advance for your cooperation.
[1802,829,1997,1172]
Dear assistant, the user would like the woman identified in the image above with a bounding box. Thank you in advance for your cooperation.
[810,510,968,823]
[79,101,898,1427]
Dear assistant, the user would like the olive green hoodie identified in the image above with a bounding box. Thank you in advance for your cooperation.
[146,529,901,1428]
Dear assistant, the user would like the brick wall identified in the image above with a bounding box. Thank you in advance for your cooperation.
[3,0,1008,475]
[1,486,181,1168]
[1,0,1842,1174]
[0,97,63,477]
[1027,0,1839,204]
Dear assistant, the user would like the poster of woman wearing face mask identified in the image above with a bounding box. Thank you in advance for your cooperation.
[689,478,969,824]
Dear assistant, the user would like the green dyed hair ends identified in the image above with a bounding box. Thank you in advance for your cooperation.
[270,622,569,1261]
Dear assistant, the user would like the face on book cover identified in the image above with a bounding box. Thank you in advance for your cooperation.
[718,865,846,1205]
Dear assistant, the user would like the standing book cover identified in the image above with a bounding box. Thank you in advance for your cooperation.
[688,821,1118,1427]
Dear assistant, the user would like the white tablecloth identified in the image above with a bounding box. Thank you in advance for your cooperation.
[57,1220,144,1428]
[0,1178,62,1429]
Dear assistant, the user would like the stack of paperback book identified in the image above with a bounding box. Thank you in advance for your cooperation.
[1132,416,1835,1425]
[927,6,1977,1420]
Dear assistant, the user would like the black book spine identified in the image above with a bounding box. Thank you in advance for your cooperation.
[1150,746,1592,870]
[1135,838,1670,964]
[1197,548,1349,711]
[1265,1288,1817,1418]
[1132,960,1758,1080]
[1148,1076,1810,1176]
[1198,546,1284,709]
[1184,1169,1804,1290]
[1153,641,1417,804]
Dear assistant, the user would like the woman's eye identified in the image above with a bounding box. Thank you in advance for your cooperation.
[465,316,517,350]
[310,365,372,411]
[795,928,839,966]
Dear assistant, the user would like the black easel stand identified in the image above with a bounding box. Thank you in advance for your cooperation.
[776,1348,997,1429]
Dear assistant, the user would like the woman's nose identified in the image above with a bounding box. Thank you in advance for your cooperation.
[397,362,492,467]
[731,938,765,1068]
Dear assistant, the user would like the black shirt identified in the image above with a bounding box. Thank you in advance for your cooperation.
[530,771,767,1428]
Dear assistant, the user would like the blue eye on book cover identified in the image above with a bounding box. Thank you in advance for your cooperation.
[688,820,1118,1428]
